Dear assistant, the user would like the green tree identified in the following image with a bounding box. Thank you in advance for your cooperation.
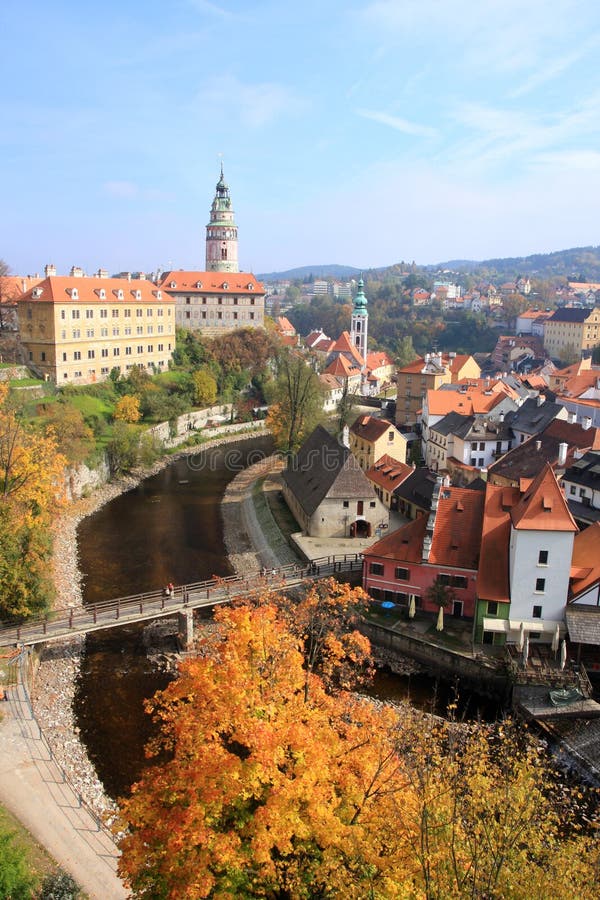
[37,402,94,466]
[192,368,218,407]
[0,827,37,899]
[425,575,456,609]
[106,421,140,476]
[39,870,82,899]
[266,352,323,454]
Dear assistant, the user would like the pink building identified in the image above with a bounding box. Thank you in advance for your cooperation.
[362,482,484,619]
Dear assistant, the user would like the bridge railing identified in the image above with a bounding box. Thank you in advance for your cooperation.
[0,554,364,646]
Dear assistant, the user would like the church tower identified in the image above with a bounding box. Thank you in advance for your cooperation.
[205,163,239,273]
[350,277,368,368]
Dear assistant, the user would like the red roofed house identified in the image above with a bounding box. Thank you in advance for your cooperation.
[365,454,413,509]
[349,414,408,470]
[322,354,362,392]
[363,481,484,618]
[474,464,577,645]
[18,273,176,384]
[565,523,600,671]
[159,165,265,335]
[395,351,481,426]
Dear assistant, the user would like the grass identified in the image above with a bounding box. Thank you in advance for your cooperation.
[0,802,62,892]
[9,377,45,387]
[68,393,114,420]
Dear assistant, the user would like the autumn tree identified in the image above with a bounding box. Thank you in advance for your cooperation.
[191,368,217,407]
[266,351,323,454]
[0,384,66,522]
[118,598,599,899]
[37,401,94,465]
[114,394,141,424]
[118,602,414,899]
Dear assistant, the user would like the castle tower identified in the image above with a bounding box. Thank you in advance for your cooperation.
[205,163,239,273]
[350,277,368,368]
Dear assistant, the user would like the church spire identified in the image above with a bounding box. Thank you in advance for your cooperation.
[350,276,368,367]
[205,163,239,273]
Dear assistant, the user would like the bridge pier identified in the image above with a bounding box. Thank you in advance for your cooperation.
[177,610,194,651]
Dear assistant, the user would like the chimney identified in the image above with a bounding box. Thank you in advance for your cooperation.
[536,394,545,406]
[96,268,109,279]
[568,410,577,424]
[557,442,568,466]
[423,477,443,562]
[535,440,542,451]
[70,265,84,277]
[583,416,592,431]
[341,425,350,448]
[44,263,56,277]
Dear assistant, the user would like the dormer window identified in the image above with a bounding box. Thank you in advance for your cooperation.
[32,287,43,299]
[156,290,162,300]
[222,282,229,290]
[69,287,79,300]
[133,290,142,300]
[196,281,202,289]
[99,289,106,299]
[170,281,176,289]
[116,289,124,300]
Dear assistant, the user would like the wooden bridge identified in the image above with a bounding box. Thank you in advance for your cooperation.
[0,555,364,648]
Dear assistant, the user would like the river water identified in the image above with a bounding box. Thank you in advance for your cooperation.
[73,437,500,801]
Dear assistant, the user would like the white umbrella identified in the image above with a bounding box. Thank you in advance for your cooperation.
[436,605,444,632]
[517,621,525,652]
[552,623,560,654]
[522,634,529,668]
[560,638,567,670]
[408,595,416,619]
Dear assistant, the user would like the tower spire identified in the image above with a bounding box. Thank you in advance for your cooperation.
[350,275,368,368]
[205,162,239,273]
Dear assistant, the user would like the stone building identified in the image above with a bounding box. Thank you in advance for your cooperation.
[281,425,388,538]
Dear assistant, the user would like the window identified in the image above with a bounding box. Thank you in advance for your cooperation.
[535,578,545,593]
[124,309,131,318]
[86,309,93,319]
[100,327,108,337]
[136,309,143,318]
[73,351,81,360]
[452,575,468,589]
[101,349,109,358]
[569,484,576,495]
[471,442,477,450]
[125,346,132,355]
[470,457,476,466]
[369,563,384,576]
[395,567,409,580]
[532,605,543,618]
[487,601,498,616]
[137,326,143,334]
[41,351,46,361]
[479,442,485,451]
[388,431,394,442]
[113,348,120,356]
[62,352,67,362]
[137,346,143,354]
[72,310,80,319]
[343,500,349,508]
[538,550,548,565]
[86,329,94,338]
[60,310,66,319]
[147,308,153,316]
[369,501,376,508]
[100,309,108,319]
[87,350,95,359]
[147,344,153,352]
[112,309,119,318]
[147,325,153,334]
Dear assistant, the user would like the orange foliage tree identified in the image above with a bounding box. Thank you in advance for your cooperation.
[118,595,600,900]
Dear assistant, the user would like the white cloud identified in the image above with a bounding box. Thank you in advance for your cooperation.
[185,0,232,18]
[356,108,437,138]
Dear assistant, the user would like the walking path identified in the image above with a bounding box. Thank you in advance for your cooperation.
[0,671,126,899]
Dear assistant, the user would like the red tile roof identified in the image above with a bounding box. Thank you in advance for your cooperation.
[19,276,173,304]
[366,485,484,571]
[350,415,396,443]
[428,487,485,569]
[329,330,364,366]
[366,350,393,370]
[366,454,412,491]
[159,270,264,295]
[510,463,577,532]
[570,523,600,598]
[477,484,520,602]
[276,315,295,334]
[323,356,360,378]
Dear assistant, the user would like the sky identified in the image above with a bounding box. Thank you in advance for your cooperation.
[2,0,600,277]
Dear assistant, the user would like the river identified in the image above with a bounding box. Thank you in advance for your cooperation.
[73,436,500,801]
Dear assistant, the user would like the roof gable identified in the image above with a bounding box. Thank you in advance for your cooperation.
[510,463,577,532]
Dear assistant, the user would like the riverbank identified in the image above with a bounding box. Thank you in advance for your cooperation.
[28,427,271,822]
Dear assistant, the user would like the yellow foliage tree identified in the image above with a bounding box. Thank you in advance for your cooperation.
[0,383,66,524]
[114,394,141,424]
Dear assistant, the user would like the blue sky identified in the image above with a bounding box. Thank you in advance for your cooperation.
[2,0,600,276]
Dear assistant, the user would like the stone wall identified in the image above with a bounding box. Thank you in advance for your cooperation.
[361,620,511,701]
[0,363,30,381]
